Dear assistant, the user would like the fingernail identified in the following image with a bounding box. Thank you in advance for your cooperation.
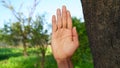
[57,8,60,12]
[62,5,66,8]
[62,5,66,10]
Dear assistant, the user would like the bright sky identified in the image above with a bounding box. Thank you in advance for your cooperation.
[0,0,84,29]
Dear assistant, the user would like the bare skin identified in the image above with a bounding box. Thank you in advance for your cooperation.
[51,6,79,68]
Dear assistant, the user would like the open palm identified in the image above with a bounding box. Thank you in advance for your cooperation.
[51,6,79,61]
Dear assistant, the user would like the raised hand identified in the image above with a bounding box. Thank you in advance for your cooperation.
[51,6,79,68]
[51,5,79,61]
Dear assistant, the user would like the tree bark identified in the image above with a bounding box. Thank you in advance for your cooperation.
[41,50,45,68]
[81,0,120,68]
[22,39,28,56]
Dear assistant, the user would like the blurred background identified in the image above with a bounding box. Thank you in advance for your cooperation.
[0,0,93,68]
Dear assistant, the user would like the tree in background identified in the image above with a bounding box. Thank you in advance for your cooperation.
[0,23,20,46]
[1,0,49,67]
[81,0,120,68]
[0,25,12,46]
[1,22,22,46]
[1,0,40,56]
[0,15,49,68]
[30,16,49,68]
[72,17,93,68]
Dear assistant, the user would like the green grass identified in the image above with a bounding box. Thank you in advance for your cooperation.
[0,47,57,68]
[0,47,93,68]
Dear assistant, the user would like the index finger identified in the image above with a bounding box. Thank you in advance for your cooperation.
[67,10,72,29]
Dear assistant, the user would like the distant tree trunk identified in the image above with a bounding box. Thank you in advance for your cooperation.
[22,36,28,56]
[81,0,120,68]
[41,50,45,68]
[23,41,28,56]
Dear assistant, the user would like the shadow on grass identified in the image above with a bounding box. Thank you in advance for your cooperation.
[44,54,57,68]
[0,47,93,68]
[0,47,57,68]
[0,48,22,61]
[0,53,57,68]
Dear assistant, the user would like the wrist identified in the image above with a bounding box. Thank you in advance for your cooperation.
[56,58,73,68]
[56,58,71,64]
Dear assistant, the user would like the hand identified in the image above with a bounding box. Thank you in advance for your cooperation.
[51,6,79,62]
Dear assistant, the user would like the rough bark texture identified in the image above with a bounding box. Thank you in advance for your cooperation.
[81,0,120,68]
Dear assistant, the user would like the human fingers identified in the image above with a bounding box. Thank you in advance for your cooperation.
[72,27,79,46]
[67,10,72,29]
[52,15,57,33]
[57,8,62,29]
[62,5,67,28]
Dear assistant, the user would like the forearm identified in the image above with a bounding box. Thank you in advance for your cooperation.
[56,58,73,68]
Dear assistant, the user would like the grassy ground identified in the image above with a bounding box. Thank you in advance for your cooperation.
[0,46,93,68]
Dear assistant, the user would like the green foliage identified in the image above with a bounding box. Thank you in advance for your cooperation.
[0,55,39,68]
[0,47,56,68]
[0,47,93,68]
[30,16,48,47]
[1,0,49,66]
[0,48,22,60]
[72,17,94,68]
[0,22,23,46]
[0,25,14,45]
[1,0,43,56]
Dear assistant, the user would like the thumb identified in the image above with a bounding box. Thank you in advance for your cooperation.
[72,27,79,46]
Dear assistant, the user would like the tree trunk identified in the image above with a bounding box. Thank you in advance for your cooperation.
[23,39,28,56]
[81,0,120,68]
[40,50,45,68]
